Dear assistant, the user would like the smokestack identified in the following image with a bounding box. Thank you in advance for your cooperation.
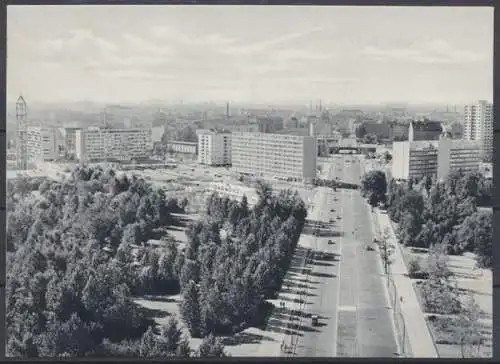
[226,102,230,119]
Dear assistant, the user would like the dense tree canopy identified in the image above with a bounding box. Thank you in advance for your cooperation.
[6,166,202,358]
[179,182,308,338]
[7,169,308,357]
[380,170,493,267]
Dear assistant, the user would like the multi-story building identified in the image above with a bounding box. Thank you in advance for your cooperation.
[464,100,493,161]
[408,120,443,141]
[231,132,317,184]
[75,127,153,162]
[25,127,58,165]
[392,140,439,180]
[437,135,481,180]
[393,135,483,181]
[389,122,410,141]
[64,127,81,155]
[197,129,232,166]
[167,140,197,155]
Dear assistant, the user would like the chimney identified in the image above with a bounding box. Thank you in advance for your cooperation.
[226,102,230,119]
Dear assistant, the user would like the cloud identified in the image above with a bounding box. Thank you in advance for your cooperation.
[94,68,175,81]
[223,27,324,56]
[150,26,235,47]
[270,48,335,61]
[122,33,173,55]
[40,28,118,53]
[361,40,485,64]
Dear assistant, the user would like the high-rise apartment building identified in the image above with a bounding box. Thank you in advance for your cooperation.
[464,100,493,161]
[75,127,153,162]
[197,129,232,166]
[231,132,317,184]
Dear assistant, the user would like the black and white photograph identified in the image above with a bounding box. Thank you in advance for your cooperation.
[6,4,493,358]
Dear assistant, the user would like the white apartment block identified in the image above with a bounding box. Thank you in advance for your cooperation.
[392,141,439,180]
[437,137,482,180]
[393,138,483,181]
[464,100,493,160]
[24,127,58,165]
[197,129,232,166]
[75,127,153,162]
[231,132,317,184]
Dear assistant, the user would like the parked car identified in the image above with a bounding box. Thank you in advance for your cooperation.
[311,315,319,326]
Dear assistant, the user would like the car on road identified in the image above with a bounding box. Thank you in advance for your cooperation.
[336,216,341,220]
[311,315,319,326]
[328,239,333,244]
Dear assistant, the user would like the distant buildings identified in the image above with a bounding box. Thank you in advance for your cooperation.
[231,132,317,184]
[408,120,443,141]
[389,122,410,141]
[75,127,153,162]
[463,100,493,161]
[196,129,232,166]
[167,140,197,155]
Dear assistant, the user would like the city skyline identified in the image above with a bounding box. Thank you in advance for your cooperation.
[7,5,493,105]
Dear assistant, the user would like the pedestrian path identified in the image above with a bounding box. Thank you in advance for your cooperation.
[374,210,438,358]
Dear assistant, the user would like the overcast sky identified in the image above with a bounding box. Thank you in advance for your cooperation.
[7,5,493,105]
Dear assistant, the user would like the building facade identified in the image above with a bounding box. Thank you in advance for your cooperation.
[437,136,482,180]
[408,120,443,141]
[24,127,58,165]
[167,140,197,155]
[75,127,153,162]
[231,132,317,183]
[464,100,493,161]
[64,127,81,155]
[197,129,232,166]
[392,141,439,180]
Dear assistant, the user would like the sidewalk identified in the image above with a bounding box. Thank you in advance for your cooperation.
[374,210,438,358]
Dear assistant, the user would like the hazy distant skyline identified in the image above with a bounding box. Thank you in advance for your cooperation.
[7,5,493,105]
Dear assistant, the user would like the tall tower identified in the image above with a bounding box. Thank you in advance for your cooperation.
[226,102,230,119]
[463,100,493,161]
[16,95,28,170]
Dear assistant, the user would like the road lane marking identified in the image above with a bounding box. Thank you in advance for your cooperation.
[339,305,357,312]
[332,187,345,357]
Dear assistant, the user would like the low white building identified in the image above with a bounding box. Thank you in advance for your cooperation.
[207,182,259,206]
[167,140,197,155]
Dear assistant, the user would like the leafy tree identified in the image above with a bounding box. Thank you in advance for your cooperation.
[180,280,202,338]
[197,334,227,357]
[360,170,387,207]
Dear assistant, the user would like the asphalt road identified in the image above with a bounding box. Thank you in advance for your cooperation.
[293,154,399,357]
